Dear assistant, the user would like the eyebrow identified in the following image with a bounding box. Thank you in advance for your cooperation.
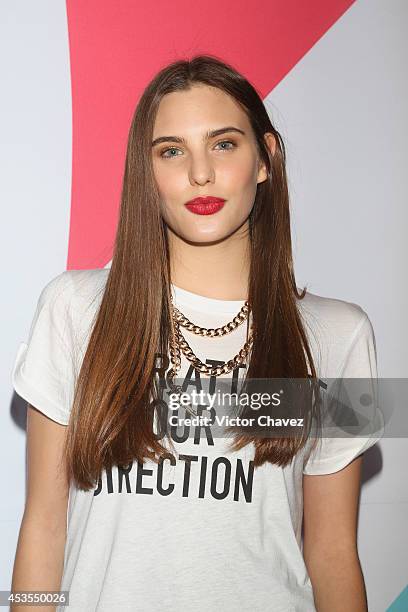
[151,126,246,147]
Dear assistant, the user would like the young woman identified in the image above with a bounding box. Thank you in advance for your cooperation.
[11,55,383,611]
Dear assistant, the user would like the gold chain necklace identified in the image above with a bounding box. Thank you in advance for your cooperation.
[166,292,254,417]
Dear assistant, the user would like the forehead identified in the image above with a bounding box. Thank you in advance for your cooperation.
[153,84,250,135]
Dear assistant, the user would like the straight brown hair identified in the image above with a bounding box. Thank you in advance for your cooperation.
[63,54,322,491]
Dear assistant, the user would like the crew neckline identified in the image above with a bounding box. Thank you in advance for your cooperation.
[170,283,246,313]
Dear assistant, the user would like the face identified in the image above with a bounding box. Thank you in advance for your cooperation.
[151,84,275,245]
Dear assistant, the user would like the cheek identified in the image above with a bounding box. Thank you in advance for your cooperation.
[154,165,185,204]
[226,157,259,196]
[222,151,259,187]
[230,161,259,217]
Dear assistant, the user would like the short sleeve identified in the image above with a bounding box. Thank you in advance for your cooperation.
[303,312,385,475]
[11,271,77,425]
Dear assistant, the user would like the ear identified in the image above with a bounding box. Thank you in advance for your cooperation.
[257,132,276,184]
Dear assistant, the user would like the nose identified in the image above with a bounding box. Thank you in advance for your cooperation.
[188,154,215,186]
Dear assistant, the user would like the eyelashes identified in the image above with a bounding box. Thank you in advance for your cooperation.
[159,140,237,159]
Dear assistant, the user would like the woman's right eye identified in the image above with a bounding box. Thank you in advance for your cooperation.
[160,147,182,159]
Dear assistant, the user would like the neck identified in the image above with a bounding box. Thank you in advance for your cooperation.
[168,222,251,301]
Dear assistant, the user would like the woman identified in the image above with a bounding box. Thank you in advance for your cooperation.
[11,55,382,611]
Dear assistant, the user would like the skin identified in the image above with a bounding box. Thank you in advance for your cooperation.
[11,406,68,611]
[152,84,369,611]
[303,456,368,611]
[151,83,276,300]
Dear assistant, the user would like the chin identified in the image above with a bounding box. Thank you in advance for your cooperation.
[166,215,247,244]
[172,222,230,242]
[183,232,227,245]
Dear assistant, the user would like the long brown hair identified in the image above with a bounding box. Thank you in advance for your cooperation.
[64,54,322,491]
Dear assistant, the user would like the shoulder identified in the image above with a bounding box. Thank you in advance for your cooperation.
[40,267,109,310]
[296,288,374,377]
[37,268,110,342]
[297,288,368,337]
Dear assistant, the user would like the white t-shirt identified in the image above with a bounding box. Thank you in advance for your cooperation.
[11,269,384,612]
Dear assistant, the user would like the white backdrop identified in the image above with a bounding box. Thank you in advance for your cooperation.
[2,1,407,610]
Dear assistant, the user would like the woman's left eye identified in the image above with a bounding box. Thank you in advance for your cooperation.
[215,140,236,151]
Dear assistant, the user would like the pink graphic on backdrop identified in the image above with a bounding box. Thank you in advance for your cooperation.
[65,0,355,269]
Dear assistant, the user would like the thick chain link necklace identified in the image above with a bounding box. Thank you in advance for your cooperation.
[166,291,254,417]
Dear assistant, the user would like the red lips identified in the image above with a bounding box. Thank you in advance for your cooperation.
[185,196,226,216]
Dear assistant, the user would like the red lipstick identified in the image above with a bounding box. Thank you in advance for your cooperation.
[185,196,226,215]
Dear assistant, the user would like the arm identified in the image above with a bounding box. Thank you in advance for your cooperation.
[303,455,367,612]
[11,405,69,612]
